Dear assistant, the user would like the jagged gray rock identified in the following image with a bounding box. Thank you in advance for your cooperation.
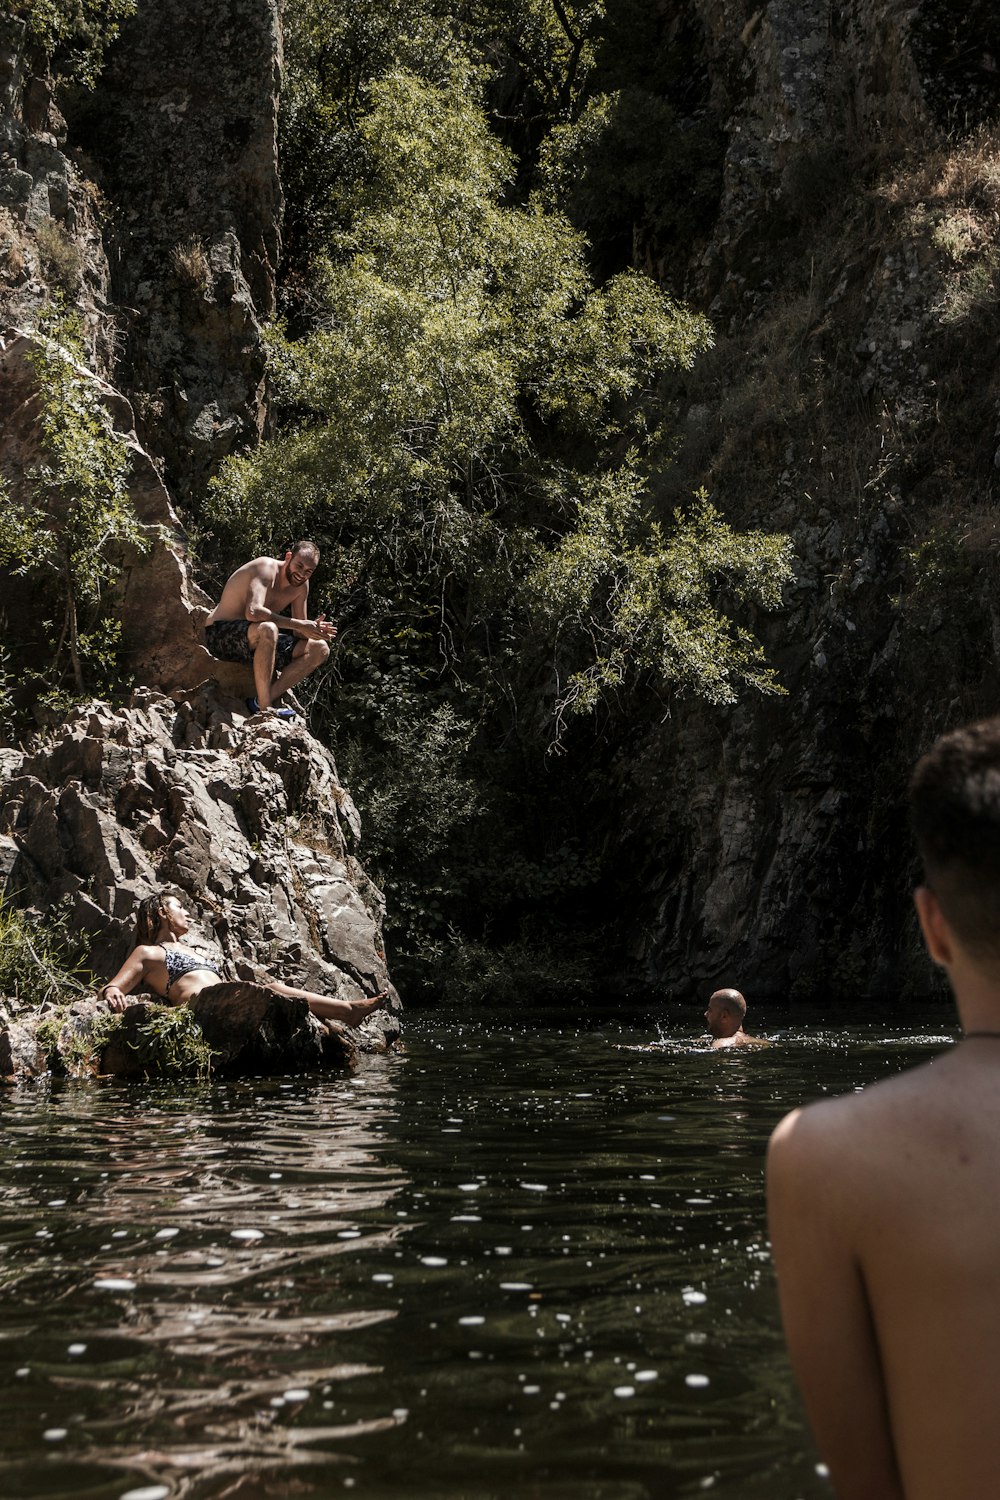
[66,0,283,506]
[0,685,401,1072]
[0,987,359,1083]
[0,0,282,506]
[0,1012,46,1079]
[0,15,116,366]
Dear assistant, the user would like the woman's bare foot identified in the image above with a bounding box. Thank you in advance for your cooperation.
[303,988,390,1027]
[346,988,389,1024]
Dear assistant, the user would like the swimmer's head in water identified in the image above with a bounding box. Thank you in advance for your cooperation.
[705,988,746,1036]
[911,717,1000,962]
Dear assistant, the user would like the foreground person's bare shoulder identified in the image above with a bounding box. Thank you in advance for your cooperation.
[770,1068,894,1149]
[770,1058,944,1202]
[767,1077,916,1500]
[769,1093,857,1198]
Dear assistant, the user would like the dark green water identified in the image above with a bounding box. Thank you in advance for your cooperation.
[0,1009,956,1500]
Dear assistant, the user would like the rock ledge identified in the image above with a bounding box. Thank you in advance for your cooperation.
[0,684,401,1078]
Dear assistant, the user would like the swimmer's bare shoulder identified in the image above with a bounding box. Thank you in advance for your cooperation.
[711,1032,772,1049]
[769,1048,1000,1500]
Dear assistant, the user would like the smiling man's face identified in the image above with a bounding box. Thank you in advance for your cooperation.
[287,549,318,587]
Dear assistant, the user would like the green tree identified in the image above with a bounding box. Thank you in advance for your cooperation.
[0,318,146,697]
[468,0,603,120]
[10,0,137,86]
[279,0,464,285]
[211,70,783,727]
[206,67,790,988]
[532,482,790,739]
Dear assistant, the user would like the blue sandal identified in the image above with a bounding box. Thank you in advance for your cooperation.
[246,697,296,719]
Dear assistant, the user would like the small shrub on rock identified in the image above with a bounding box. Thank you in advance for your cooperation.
[0,900,93,1008]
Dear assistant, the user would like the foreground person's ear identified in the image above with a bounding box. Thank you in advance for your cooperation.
[914,885,953,968]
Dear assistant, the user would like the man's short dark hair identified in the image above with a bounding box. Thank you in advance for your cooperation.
[910,717,1000,958]
[291,539,319,560]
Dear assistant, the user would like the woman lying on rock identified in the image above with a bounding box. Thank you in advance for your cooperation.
[98,892,388,1027]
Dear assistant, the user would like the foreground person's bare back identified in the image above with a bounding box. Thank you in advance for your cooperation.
[767,717,1000,1499]
[770,1044,1000,1499]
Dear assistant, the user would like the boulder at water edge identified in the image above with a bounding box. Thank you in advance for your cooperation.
[0,686,401,1081]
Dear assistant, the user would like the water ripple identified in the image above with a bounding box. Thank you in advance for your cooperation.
[0,1011,953,1498]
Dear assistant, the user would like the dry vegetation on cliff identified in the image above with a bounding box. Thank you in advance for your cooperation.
[667,118,1000,526]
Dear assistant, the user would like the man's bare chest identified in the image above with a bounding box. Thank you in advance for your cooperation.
[264,583,302,614]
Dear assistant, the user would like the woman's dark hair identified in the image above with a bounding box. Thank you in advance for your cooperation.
[134,893,169,946]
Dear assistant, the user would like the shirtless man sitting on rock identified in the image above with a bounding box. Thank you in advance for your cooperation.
[204,540,336,717]
[768,715,1000,1500]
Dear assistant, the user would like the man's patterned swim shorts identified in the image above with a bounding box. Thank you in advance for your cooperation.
[204,619,297,671]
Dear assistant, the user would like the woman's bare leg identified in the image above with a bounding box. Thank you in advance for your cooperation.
[266,977,388,1025]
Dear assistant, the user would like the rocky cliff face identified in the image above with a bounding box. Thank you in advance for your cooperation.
[0,326,216,690]
[0,689,400,1048]
[0,0,280,503]
[0,324,275,699]
[0,4,401,1042]
[0,0,281,670]
[64,0,283,508]
[617,0,1000,1001]
[0,15,114,366]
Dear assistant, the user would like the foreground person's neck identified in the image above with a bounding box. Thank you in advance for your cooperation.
[949,964,1000,1040]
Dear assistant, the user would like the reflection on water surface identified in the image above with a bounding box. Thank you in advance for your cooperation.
[0,1009,956,1499]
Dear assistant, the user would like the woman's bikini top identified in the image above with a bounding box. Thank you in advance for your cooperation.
[161,944,220,995]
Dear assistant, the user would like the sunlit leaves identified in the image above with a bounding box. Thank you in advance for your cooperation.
[463,0,604,119]
[211,64,788,741]
[10,0,137,85]
[280,0,473,269]
[0,900,93,1006]
[530,483,792,730]
[536,268,710,438]
[0,317,146,694]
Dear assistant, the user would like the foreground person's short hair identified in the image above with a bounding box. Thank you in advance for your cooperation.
[910,716,1000,959]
